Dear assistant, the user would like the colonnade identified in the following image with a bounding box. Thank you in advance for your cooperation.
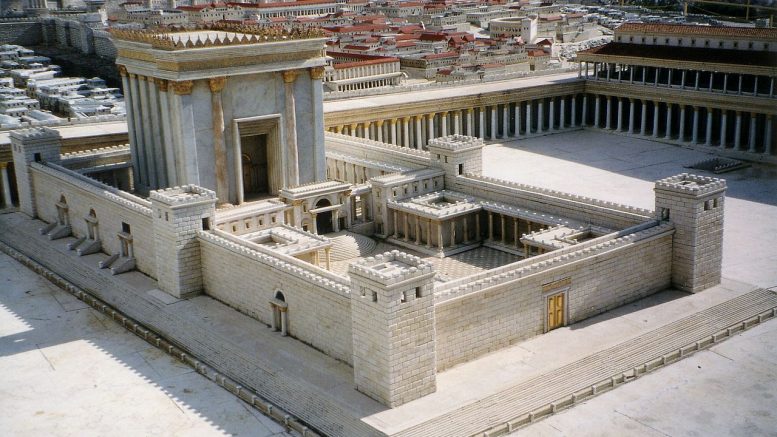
[585,94,775,154]
[388,208,548,256]
[580,62,777,99]
[328,94,586,149]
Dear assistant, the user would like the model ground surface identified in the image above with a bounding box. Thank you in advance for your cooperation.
[1,129,775,436]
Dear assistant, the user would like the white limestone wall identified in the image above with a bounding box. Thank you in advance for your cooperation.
[434,229,673,370]
[198,232,354,364]
[325,132,431,170]
[29,163,157,277]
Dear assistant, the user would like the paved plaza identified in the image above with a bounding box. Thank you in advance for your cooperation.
[0,249,290,437]
[1,129,776,435]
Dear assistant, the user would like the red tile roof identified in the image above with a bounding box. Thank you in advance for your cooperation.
[579,42,777,68]
[616,23,777,40]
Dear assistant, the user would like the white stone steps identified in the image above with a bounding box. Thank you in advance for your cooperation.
[397,288,777,437]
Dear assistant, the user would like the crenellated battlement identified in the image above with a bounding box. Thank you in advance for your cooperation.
[655,173,727,196]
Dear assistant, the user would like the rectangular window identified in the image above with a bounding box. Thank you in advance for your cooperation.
[372,291,378,302]
[416,286,423,298]
[34,153,41,162]
[401,290,407,303]
[458,163,464,175]
[202,218,211,230]
[122,222,131,234]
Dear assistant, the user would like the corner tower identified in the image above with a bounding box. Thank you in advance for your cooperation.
[655,173,726,293]
[113,25,328,203]
[348,251,437,407]
[427,135,483,188]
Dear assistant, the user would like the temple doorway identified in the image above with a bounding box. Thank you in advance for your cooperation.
[241,134,269,200]
[315,198,334,234]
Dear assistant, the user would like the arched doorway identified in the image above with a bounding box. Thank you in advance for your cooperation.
[315,198,334,234]
[271,291,288,336]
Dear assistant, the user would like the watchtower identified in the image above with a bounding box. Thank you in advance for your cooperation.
[150,185,217,298]
[427,135,483,188]
[654,173,726,293]
[10,127,62,217]
[348,250,437,407]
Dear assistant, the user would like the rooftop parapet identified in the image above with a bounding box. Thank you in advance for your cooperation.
[9,126,60,142]
[110,23,326,51]
[149,184,217,206]
[349,250,434,286]
[427,134,484,152]
[654,173,727,196]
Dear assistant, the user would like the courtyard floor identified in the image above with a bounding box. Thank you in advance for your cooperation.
[1,129,776,436]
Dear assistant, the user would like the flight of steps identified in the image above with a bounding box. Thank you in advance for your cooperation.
[319,231,378,262]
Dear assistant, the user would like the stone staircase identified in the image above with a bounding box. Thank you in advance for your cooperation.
[320,231,378,262]
[397,288,777,437]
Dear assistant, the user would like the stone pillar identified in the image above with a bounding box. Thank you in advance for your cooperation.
[208,77,229,203]
[490,106,498,139]
[652,102,660,138]
[692,106,700,144]
[0,162,14,208]
[581,95,587,127]
[453,111,461,135]
[641,101,648,136]
[151,185,216,298]
[376,120,384,143]
[526,101,533,134]
[720,111,728,148]
[415,116,423,149]
[487,211,493,240]
[537,99,544,133]
[427,113,436,142]
[628,99,635,134]
[282,70,300,186]
[389,118,397,145]
[665,103,673,140]
[513,102,522,137]
[478,107,486,139]
[748,113,758,153]
[559,97,565,129]
[571,95,577,127]
[440,112,449,137]
[437,222,444,250]
[594,95,601,128]
[118,66,141,188]
[765,115,773,155]
[548,98,555,132]
[734,111,742,150]
[706,108,713,147]
[616,97,623,131]
[502,104,510,138]
[402,117,410,148]
[466,108,474,136]
[156,79,177,187]
[678,105,686,142]
[310,67,326,181]
[605,96,612,130]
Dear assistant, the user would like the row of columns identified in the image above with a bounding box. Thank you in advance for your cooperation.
[586,94,775,154]
[580,62,777,98]
[330,94,587,149]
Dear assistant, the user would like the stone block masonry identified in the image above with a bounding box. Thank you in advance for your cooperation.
[0,21,43,46]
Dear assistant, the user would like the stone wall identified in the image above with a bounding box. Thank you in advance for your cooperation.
[0,21,43,46]
[198,231,355,365]
[434,223,674,370]
[93,30,116,59]
[29,162,157,277]
[325,132,431,170]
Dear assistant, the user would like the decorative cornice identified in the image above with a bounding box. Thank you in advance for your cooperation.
[208,76,227,93]
[117,65,128,77]
[110,23,326,51]
[309,66,326,80]
[172,80,194,95]
[282,69,299,84]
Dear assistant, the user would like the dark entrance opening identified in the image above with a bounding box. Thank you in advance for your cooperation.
[241,134,269,200]
[315,198,334,234]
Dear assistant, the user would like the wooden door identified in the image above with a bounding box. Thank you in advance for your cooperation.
[547,293,565,331]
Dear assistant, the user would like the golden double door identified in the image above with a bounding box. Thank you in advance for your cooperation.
[547,293,565,331]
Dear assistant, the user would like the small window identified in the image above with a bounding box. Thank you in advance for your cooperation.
[372,291,378,302]
[704,200,711,211]
[705,40,710,47]
[748,42,753,49]
[661,208,670,220]
[202,218,211,230]
[714,198,720,208]
[415,286,423,298]
[401,290,407,303]
[664,38,669,44]
[232,225,237,232]
[271,216,276,223]
[718,41,723,48]
[733,42,738,48]
[34,153,42,162]
[122,222,131,233]
[165,212,169,221]
[458,163,463,175]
